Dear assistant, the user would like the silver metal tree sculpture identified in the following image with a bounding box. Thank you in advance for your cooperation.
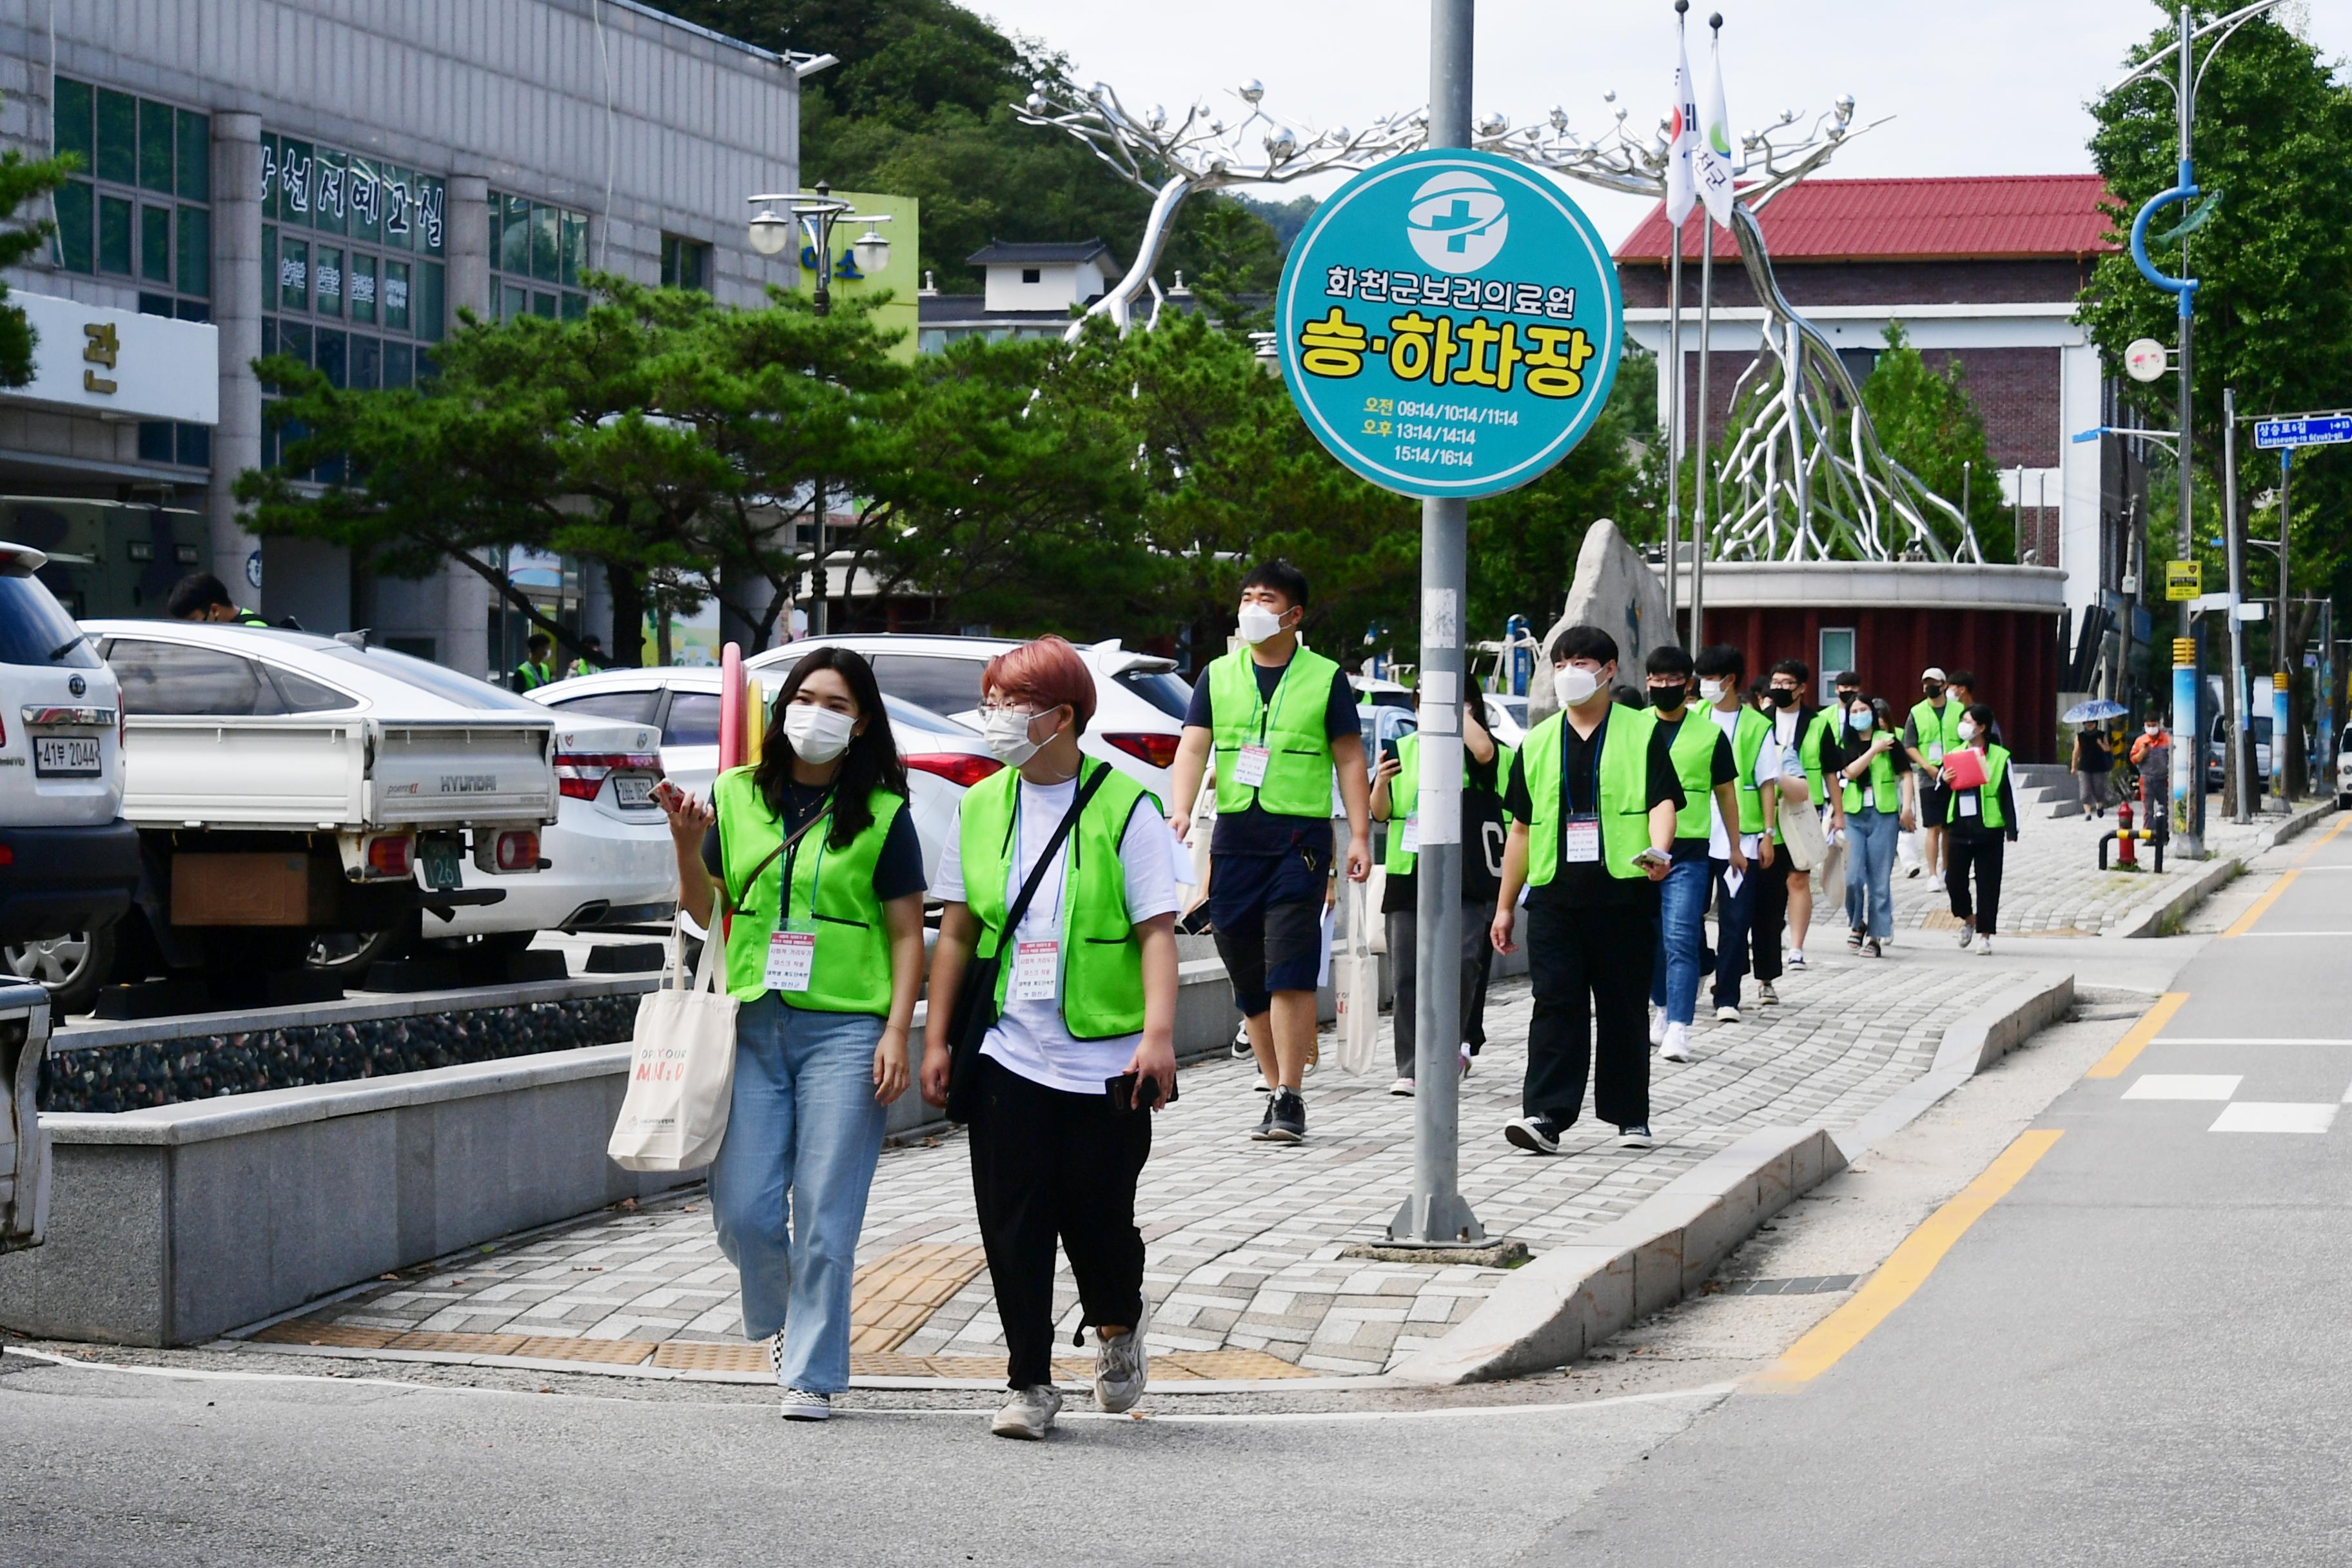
[1484,95,1982,563]
[1012,79,1421,342]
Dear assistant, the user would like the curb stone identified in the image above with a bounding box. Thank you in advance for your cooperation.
[1391,970,2076,1386]
[2112,799,2335,940]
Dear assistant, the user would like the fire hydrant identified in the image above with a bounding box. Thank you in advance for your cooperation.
[2115,798,2137,869]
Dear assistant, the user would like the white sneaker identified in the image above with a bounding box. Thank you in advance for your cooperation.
[1957,919,1975,949]
[1388,1077,1416,1096]
[1459,1042,1474,1078]
[1649,1005,1667,1046]
[1094,1299,1151,1414]
[1714,1004,1742,1024]
[1975,934,1994,956]
[1928,870,1945,890]
[1253,1074,1273,1094]
[990,1384,1063,1440]
[1660,1023,1696,1063]
[1787,949,1808,969]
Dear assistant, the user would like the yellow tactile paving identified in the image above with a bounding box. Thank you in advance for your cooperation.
[847,1242,991,1353]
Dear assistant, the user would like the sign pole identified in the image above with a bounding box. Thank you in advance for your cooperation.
[2275,449,2292,807]
[1393,0,1482,1246]
[2223,387,2251,825]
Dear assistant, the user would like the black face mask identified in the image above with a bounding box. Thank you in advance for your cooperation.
[1922,683,1945,700]
[1768,687,1798,708]
[1836,691,1859,710]
[1647,682,1688,709]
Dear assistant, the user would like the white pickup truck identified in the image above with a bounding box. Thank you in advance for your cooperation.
[35,622,563,1007]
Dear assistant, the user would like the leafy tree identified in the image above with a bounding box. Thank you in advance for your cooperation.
[0,113,76,386]
[2081,3,2352,786]
[1859,324,2017,565]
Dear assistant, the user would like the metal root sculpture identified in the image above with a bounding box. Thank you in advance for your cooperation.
[1485,95,1982,564]
[1013,79,1420,342]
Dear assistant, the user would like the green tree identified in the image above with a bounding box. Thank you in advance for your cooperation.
[1859,324,2017,564]
[0,113,76,386]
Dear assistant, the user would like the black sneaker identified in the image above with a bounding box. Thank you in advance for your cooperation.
[1505,1115,1563,1155]
[1250,1095,1277,1139]
[1257,1090,1305,1144]
[1618,1123,1656,1149]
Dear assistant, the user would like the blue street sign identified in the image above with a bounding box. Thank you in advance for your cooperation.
[2253,416,2352,451]
[1275,149,1623,500]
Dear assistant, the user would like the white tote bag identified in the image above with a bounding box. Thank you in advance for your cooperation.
[607,922,739,1172]
[1331,885,1382,1077]
[1778,799,1827,874]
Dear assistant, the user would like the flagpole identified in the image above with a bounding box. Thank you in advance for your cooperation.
[1690,9,1723,652]
[1667,218,1683,645]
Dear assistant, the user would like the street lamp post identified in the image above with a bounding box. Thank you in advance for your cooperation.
[2115,0,2293,857]
[746,182,894,634]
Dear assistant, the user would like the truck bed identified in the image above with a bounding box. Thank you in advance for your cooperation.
[120,716,556,830]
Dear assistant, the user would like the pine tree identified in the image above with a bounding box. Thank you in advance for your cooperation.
[0,106,77,387]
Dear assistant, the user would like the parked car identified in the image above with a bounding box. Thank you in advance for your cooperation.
[2336,723,2352,810]
[531,665,1000,885]
[1482,692,1529,749]
[756,634,1188,801]
[0,544,141,1008]
[28,623,561,1011]
[2205,712,2308,794]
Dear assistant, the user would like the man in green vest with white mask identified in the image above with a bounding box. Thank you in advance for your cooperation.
[1905,667,1961,890]
[1493,625,1685,1154]
[1169,560,1371,1146]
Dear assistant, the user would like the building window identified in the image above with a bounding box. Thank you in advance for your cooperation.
[52,77,210,313]
[661,234,710,293]
[1818,628,1856,705]
[489,191,589,320]
[259,131,446,476]
[1021,267,1041,284]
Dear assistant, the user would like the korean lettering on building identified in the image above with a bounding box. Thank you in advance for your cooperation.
[259,139,445,252]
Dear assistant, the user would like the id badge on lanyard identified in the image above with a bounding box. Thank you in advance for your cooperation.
[1400,816,1420,855]
[765,923,818,992]
[1563,814,1602,864]
[1013,939,1060,1001]
[1233,744,1271,788]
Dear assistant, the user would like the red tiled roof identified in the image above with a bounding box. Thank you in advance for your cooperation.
[1614,175,2118,264]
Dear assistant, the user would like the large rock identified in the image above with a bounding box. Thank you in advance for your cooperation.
[1529,518,1675,723]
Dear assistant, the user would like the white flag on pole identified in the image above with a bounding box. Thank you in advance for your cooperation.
[1698,28,1736,228]
[1665,27,1698,228]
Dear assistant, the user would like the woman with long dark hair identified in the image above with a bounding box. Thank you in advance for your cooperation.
[1836,694,1914,959]
[657,647,926,1421]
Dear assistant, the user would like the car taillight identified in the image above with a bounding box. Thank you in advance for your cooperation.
[495,830,540,872]
[554,751,661,801]
[904,752,1004,789]
[0,843,13,868]
[1102,732,1180,769]
[366,834,413,877]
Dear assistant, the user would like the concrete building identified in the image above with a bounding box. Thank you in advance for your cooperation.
[917,238,1121,352]
[0,0,819,677]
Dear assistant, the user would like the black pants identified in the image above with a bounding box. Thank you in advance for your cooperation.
[1709,856,1758,1008]
[1466,940,1496,1053]
[1524,899,1654,1129]
[1747,852,1791,986]
[1946,830,2007,935]
[1386,903,1489,1077]
[966,1055,1151,1389]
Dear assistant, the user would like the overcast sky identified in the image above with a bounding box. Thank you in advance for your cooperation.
[968,0,2349,245]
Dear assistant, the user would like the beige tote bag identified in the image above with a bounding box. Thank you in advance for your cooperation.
[608,921,738,1172]
[1332,883,1382,1077]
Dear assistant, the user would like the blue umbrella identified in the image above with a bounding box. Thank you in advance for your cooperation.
[2063,699,2130,723]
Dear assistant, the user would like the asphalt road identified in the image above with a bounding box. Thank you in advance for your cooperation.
[1554,825,2352,1565]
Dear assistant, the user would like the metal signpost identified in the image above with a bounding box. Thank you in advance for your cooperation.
[1275,0,1623,1243]
[2251,415,2348,805]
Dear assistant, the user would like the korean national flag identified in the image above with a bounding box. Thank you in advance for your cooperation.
[1665,31,1700,228]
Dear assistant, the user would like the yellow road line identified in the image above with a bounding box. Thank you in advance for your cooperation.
[2224,869,2300,937]
[1754,1129,2063,1389]
[2297,813,2352,863]
[2085,990,2190,1080]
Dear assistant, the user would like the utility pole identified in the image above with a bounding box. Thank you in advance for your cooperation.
[2275,449,2293,806]
[2223,388,2251,823]
[1392,0,1482,1247]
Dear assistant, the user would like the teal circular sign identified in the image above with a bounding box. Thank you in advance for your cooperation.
[1275,148,1624,500]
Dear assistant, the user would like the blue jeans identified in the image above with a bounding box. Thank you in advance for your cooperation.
[1843,807,1899,940]
[1648,858,1709,1025]
[707,993,887,1394]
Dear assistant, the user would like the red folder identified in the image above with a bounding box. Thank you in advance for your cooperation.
[1941,749,1989,791]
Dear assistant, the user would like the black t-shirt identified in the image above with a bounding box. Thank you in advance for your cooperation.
[1652,711,1738,863]
[1500,709,1685,910]
[702,781,928,908]
[1382,747,1506,914]
[1182,653,1359,858]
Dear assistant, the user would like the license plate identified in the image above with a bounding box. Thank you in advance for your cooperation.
[33,736,101,777]
[421,841,462,891]
[614,774,656,808]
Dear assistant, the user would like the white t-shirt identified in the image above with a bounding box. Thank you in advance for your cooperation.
[934,775,1182,1096]
[1707,705,1787,860]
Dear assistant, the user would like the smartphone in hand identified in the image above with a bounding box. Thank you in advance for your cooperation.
[1106,1070,1179,1112]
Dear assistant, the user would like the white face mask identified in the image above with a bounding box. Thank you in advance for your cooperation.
[1554,664,1601,709]
[1957,720,1979,741]
[1699,678,1728,703]
[783,702,857,765]
[1237,603,1288,646]
[981,707,1050,767]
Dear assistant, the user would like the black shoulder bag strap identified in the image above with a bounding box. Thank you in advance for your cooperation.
[944,763,1113,1123]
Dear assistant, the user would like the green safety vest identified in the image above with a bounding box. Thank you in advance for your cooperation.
[1656,711,1718,840]
[1381,734,1516,875]
[1799,707,1842,807]
[567,657,597,679]
[1945,745,2010,830]
[1519,706,1659,885]
[516,660,554,691]
[1842,741,1903,816]
[1208,644,1341,818]
[956,759,1157,1041]
[1729,705,1772,834]
[714,767,905,1014]
[233,610,271,627]
[1908,698,1962,763]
